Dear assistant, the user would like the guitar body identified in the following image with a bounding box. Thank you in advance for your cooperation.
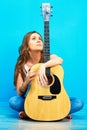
[24,64,71,121]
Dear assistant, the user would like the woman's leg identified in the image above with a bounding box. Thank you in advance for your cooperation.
[69,97,84,114]
[9,95,28,119]
[9,95,25,112]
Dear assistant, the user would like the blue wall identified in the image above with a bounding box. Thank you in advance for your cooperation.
[0,0,87,103]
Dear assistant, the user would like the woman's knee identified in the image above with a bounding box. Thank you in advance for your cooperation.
[72,98,84,109]
[76,98,84,110]
[9,95,25,112]
[70,97,84,114]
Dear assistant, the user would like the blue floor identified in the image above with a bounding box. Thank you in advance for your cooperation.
[0,101,87,130]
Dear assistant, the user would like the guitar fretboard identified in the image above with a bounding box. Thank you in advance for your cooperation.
[44,21,50,75]
[44,21,50,62]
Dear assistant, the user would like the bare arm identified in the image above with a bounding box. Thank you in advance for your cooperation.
[16,71,36,96]
[44,54,63,68]
[37,54,63,87]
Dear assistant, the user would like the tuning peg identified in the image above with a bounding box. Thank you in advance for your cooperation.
[51,15,53,17]
[40,6,42,8]
[51,6,53,8]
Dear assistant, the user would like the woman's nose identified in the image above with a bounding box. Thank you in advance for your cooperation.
[37,39,41,42]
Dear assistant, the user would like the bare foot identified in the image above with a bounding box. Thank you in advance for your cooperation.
[66,115,72,119]
[19,111,28,119]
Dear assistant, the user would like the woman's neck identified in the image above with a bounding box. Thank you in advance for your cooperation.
[29,51,41,64]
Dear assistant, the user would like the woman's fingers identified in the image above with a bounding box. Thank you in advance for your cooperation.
[25,64,48,87]
[37,74,48,87]
[37,64,48,87]
[26,71,36,82]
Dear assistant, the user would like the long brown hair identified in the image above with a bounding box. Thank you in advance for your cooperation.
[14,31,44,87]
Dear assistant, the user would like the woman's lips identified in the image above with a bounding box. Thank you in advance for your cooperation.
[37,44,42,46]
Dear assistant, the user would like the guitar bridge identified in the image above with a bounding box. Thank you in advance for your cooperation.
[38,96,56,100]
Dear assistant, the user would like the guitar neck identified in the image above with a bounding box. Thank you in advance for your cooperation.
[44,21,50,62]
[44,21,50,75]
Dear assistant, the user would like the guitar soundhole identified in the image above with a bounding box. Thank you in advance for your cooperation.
[46,74,61,94]
[50,75,61,94]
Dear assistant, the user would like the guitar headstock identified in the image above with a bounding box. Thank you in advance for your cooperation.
[41,3,52,21]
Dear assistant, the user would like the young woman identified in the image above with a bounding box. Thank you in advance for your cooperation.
[9,31,84,119]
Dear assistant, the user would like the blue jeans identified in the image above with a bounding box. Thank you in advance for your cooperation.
[9,95,84,114]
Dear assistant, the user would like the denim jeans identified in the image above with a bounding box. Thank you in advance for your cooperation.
[9,95,84,114]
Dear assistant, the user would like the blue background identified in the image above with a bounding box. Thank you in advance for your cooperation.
[0,0,87,103]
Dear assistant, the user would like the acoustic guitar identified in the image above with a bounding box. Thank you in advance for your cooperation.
[24,3,71,121]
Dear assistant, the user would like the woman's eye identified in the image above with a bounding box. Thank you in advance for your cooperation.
[39,37,42,41]
[32,37,36,40]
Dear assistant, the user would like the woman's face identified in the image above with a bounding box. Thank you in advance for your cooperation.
[28,33,43,51]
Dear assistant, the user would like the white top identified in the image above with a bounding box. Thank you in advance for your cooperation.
[24,64,30,73]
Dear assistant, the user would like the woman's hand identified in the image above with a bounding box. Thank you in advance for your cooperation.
[37,64,48,87]
[17,70,36,95]
[26,70,36,84]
